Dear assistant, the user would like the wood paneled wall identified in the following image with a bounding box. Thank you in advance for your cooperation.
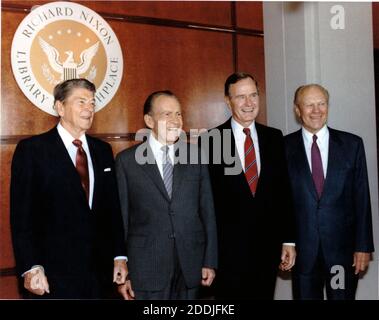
[0,0,265,298]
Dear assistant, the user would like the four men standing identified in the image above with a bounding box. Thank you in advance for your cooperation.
[10,77,375,300]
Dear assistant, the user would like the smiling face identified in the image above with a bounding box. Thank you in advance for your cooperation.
[144,95,183,145]
[56,87,95,138]
[225,77,260,128]
[295,86,329,134]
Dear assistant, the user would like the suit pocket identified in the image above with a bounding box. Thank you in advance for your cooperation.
[127,235,147,248]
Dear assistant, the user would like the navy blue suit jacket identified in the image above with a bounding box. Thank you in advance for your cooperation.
[285,128,374,273]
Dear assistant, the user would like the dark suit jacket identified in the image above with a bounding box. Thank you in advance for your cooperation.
[10,127,126,286]
[115,139,218,291]
[203,118,295,289]
[284,128,374,273]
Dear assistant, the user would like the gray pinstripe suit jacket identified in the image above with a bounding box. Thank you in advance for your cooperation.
[115,139,218,291]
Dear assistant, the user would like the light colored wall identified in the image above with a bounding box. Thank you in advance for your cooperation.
[264,2,378,300]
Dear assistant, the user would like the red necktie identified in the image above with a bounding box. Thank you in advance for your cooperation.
[72,139,89,200]
[243,128,258,196]
[311,134,324,199]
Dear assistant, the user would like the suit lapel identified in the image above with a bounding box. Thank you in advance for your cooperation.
[49,127,89,203]
[322,128,344,200]
[255,124,266,193]
[138,143,171,202]
[171,141,187,198]
[87,136,99,210]
[292,130,319,201]
[220,119,249,190]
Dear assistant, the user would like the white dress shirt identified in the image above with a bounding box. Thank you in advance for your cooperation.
[57,123,94,208]
[231,118,261,175]
[301,125,329,178]
[149,133,175,178]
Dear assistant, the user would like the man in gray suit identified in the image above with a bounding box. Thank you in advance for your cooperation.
[115,90,217,300]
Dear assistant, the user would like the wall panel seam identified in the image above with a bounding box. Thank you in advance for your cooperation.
[1,5,264,38]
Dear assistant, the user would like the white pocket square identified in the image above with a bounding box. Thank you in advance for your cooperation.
[104,168,111,172]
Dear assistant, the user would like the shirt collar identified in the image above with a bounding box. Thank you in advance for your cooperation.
[231,117,257,140]
[148,133,175,156]
[57,122,88,149]
[302,124,328,145]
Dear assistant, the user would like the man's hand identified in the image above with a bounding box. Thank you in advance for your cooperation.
[24,267,50,296]
[118,279,135,300]
[353,252,371,275]
[201,267,216,287]
[279,245,296,271]
[113,259,128,284]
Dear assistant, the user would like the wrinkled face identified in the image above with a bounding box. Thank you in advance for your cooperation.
[56,87,95,138]
[295,86,328,134]
[144,95,183,145]
[225,77,260,128]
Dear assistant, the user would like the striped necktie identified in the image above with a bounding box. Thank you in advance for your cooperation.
[243,128,258,196]
[72,139,89,200]
[161,145,173,198]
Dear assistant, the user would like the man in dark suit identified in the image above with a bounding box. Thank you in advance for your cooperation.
[10,79,128,299]
[285,84,374,300]
[202,72,296,299]
[115,90,218,300]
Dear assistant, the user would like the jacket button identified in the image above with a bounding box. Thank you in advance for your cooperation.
[168,233,176,239]
[169,210,175,216]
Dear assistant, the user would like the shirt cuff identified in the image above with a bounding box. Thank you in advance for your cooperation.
[283,243,296,246]
[114,256,128,262]
[21,265,44,277]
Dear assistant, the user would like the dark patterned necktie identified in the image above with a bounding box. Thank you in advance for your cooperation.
[72,139,89,200]
[311,134,324,199]
[243,128,258,196]
[161,145,173,198]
